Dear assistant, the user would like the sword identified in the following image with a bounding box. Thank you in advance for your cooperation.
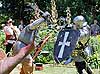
[32,33,51,60]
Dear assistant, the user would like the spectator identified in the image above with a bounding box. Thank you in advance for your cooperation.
[3,19,20,54]
[90,19,100,36]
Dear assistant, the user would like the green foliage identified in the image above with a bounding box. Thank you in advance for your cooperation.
[88,36,100,69]
[34,23,58,64]
[0,14,8,28]
[1,0,100,25]
[1,0,35,24]
[35,53,53,64]
[1,0,100,67]
[0,30,6,50]
[36,0,51,12]
[56,0,100,19]
[97,14,100,22]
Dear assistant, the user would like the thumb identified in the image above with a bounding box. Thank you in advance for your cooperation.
[22,41,35,54]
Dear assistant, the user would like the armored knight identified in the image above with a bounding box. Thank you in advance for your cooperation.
[72,15,93,74]
[13,11,50,74]
[54,15,93,74]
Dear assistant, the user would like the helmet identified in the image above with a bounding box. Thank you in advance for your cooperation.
[73,15,85,28]
[59,16,66,26]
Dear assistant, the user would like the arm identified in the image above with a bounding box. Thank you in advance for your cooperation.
[0,41,35,74]
[29,18,45,30]
[79,22,90,37]
[78,22,90,47]
[29,11,50,30]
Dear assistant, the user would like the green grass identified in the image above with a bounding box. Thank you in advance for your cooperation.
[10,64,100,74]
[35,66,77,74]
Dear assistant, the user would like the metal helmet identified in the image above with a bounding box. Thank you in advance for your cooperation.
[58,16,66,26]
[73,15,85,28]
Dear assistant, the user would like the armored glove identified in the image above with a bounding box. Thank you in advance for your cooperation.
[42,11,51,20]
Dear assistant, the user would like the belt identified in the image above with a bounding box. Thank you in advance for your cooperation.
[9,39,16,40]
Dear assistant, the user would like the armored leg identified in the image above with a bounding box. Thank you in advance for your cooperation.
[75,62,84,74]
[85,65,93,74]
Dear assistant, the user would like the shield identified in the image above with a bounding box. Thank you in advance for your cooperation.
[54,29,80,63]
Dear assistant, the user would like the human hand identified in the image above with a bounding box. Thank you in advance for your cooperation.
[21,41,35,55]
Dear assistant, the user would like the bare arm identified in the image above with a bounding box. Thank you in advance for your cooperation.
[0,42,34,74]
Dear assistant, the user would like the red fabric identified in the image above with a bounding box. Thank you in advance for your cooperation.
[5,34,12,40]
[3,32,12,46]
[4,29,12,40]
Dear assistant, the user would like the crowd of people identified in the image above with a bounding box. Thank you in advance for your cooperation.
[0,11,100,74]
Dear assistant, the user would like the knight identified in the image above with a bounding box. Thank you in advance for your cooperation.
[71,15,93,74]
[54,15,93,74]
[13,11,50,74]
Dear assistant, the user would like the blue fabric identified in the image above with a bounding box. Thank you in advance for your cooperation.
[64,57,73,65]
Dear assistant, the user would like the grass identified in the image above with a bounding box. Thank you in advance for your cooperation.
[10,64,100,74]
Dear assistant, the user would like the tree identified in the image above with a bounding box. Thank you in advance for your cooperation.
[35,0,51,12]
[1,0,35,24]
[1,0,100,25]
